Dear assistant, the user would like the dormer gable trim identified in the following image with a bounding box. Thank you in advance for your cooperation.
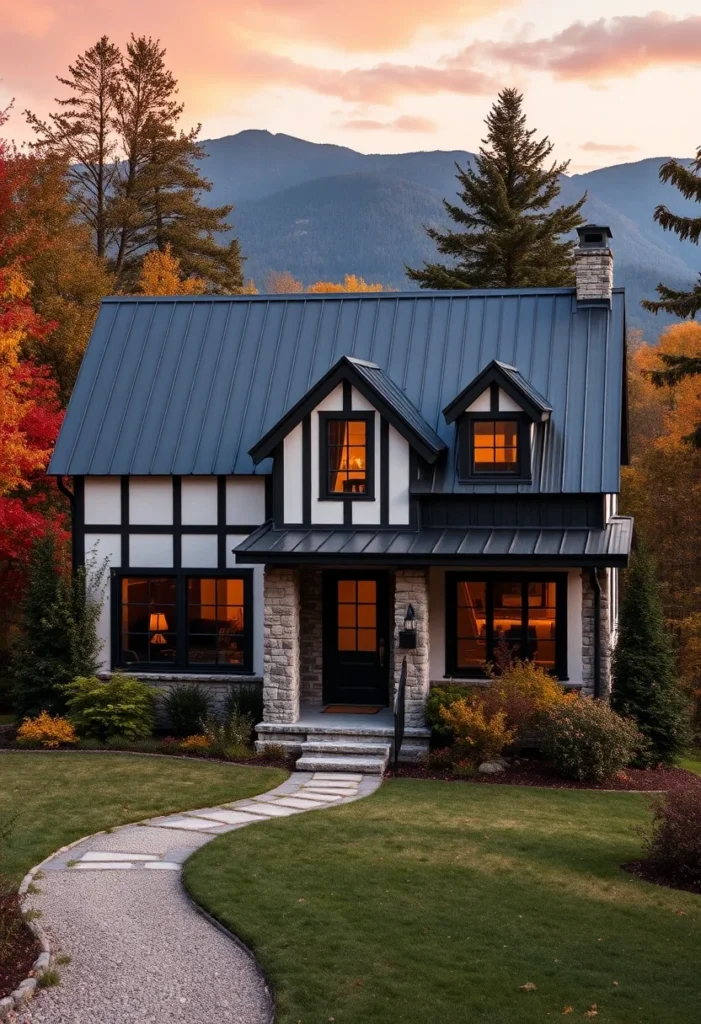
[249,355,447,465]
[443,360,552,425]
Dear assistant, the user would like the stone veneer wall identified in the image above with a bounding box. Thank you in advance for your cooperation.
[574,246,613,303]
[299,567,323,704]
[262,566,301,723]
[581,568,611,696]
[393,568,430,728]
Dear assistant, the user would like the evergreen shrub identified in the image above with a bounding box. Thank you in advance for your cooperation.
[63,675,154,741]
[643,790,701,889]
[162,683,213,738]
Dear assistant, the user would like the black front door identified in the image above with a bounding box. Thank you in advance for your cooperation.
[322,571,390,705]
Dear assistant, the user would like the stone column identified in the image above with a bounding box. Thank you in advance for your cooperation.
[581,569,611,697]
[393,568,430,728]
[262,566,301,723]
[299,567,323,704]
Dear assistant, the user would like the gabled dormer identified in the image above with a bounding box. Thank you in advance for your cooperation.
[249,356,446,528]
[442,360,551,485]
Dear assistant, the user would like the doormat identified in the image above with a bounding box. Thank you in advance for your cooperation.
[322,705,384,715]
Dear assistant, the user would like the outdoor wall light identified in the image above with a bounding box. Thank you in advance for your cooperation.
[399,603,417,649]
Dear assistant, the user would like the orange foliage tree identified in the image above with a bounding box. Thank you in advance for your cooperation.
[622,321,701,731]
[308,275,383,293]
[137,244,207,295]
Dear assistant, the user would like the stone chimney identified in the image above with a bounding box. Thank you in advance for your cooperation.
[575,225,613,304]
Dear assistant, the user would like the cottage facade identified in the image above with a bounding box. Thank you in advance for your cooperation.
[49,226,632,771]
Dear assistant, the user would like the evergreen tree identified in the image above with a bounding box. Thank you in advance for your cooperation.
[25,36,122,259]
[641,146,701,446]
[112,36,243,292]
[611,544,692,766]
[407,89,585,289]
[10,536,106,717]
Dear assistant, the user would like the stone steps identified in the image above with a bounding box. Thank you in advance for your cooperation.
[295,751,389,775]
[301,740,391,758]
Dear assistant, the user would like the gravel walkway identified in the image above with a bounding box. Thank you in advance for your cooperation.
[16,771,381,1024]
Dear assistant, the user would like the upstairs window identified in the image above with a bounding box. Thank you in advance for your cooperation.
[320,412,375,499]
[473,419,519,473]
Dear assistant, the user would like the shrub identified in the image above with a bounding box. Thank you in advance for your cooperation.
[16,712,77,748]
[483,657,569,734]
[425,685,473,739]
[63,675,155,741]
[540,698,642,783]
[180,734,211,755]
[202,711,254,760]
[612,545,693,765]
[643,789,701,889]
[439,700,517,764]
[225,685,264,738]
[162,684,213,738]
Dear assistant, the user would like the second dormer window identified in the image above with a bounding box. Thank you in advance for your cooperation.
[473,419,519,474]
[322,414,375,497]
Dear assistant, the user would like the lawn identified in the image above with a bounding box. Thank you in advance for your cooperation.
[0,752,286,882]
[185,780,701,1024]
[681,751,701,777]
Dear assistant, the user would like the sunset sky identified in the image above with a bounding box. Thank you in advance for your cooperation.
[1,0,700,171]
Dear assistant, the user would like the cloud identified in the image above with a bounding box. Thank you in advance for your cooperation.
[239,51,497,103]
[340,115,437,132]
[580,141,638,154]
[449,13,701,81]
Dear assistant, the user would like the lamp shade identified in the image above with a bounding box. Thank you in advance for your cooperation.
[149,613,168,632]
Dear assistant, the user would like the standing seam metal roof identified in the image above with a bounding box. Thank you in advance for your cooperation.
[48,289,627,494]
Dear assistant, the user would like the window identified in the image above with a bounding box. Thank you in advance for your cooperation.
[457,415,531,482]
[320,412,375,499]
[446,574,566,677]
[337,579,377,652]
[473,420,519,472]
[118,573,252,672]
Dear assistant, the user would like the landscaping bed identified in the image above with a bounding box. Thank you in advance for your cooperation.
[0,890,37,1001]
[389,758,701,792]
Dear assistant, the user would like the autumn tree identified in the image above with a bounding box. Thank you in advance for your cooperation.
[137,244,206,295]
[407,88,585,289]
[111,35,243,291]
[308,275,383,293]
[263,270,303,294]
[25,36,121,258]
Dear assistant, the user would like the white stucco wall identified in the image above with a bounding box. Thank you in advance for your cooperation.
[182,477,217,525]
[84,478,121,524]
[226,477,266,525]
[84,532,121,671]
[310,384,345,524]
[130,477,173,525]
[388,426,410,525]
[283,423,304,524]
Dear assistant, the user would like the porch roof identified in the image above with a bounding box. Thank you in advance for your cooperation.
[234,516,633,567]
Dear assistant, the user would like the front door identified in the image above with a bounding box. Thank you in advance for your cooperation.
[322,571,390,705]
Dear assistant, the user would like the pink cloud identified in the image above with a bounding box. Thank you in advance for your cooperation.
[580,141,638,154]
[450,13,701,81]
[340,115,437,132]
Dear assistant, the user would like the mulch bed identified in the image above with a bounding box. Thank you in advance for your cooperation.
[0,890,38,1000]
[621,859,701,897]
[387,759,701,792]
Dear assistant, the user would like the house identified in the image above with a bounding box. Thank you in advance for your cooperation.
[49,225,632,773]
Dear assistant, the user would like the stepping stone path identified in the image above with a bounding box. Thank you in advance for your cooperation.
[16,771,380,1024]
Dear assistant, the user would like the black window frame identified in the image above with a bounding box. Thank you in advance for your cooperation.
[445,572,568,679]
[112,568,255,674]
[318,410,375,501]
[457,412,532,483]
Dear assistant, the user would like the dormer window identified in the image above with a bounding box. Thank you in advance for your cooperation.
[320,412,375,499]
[473,419,519,474]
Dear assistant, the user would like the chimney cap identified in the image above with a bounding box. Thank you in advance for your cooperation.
[577,224,613,248]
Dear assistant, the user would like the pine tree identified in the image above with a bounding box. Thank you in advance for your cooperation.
[25,36,122,258]
[407,89,585,289]
[611,544,692,766]
[112,36,243,292]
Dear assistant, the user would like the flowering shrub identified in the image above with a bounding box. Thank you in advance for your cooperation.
[643,789,701,889]
[483,658,570,734]
[180,734,211,755]
[439,700,516,764]
[16,711,77,748]
[540,698,641,783]
[63,675,155,741]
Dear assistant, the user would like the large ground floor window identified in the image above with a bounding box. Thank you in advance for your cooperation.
[445,573,567,678]
[116,572,253,673]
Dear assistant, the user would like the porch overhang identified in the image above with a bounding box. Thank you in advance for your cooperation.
[234,516,633,567]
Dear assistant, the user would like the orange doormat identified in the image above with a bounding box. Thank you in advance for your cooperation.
[322,705,384,715]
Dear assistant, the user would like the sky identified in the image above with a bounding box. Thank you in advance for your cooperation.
[1,0,700,171]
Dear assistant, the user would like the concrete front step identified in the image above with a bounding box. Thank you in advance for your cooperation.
[301,740,391,757]
[295,753,388,775]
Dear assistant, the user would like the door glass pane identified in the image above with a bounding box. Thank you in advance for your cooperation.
[357,629,376,651]
[357,604,376,628]
[338,580,356,603]
[335,579,377,653]
[357,580,376,603]
[338,628,356,651]
[338,604,356,627]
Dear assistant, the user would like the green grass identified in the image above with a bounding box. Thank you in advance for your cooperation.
[185,780,701,1024]
[680,750,701,776]
[0,752,286,882]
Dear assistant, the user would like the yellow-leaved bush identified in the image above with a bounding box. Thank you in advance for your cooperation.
[179,734,211,754]
[439,701,516,764]
[17,712,77,749]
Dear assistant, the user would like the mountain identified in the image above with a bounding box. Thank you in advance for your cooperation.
[201,131,698,337]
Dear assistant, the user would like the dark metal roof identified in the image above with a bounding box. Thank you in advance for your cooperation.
[49,288,627,494]
[443,358,552,424]
[249,355,445,464]
[234,516,633,567]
